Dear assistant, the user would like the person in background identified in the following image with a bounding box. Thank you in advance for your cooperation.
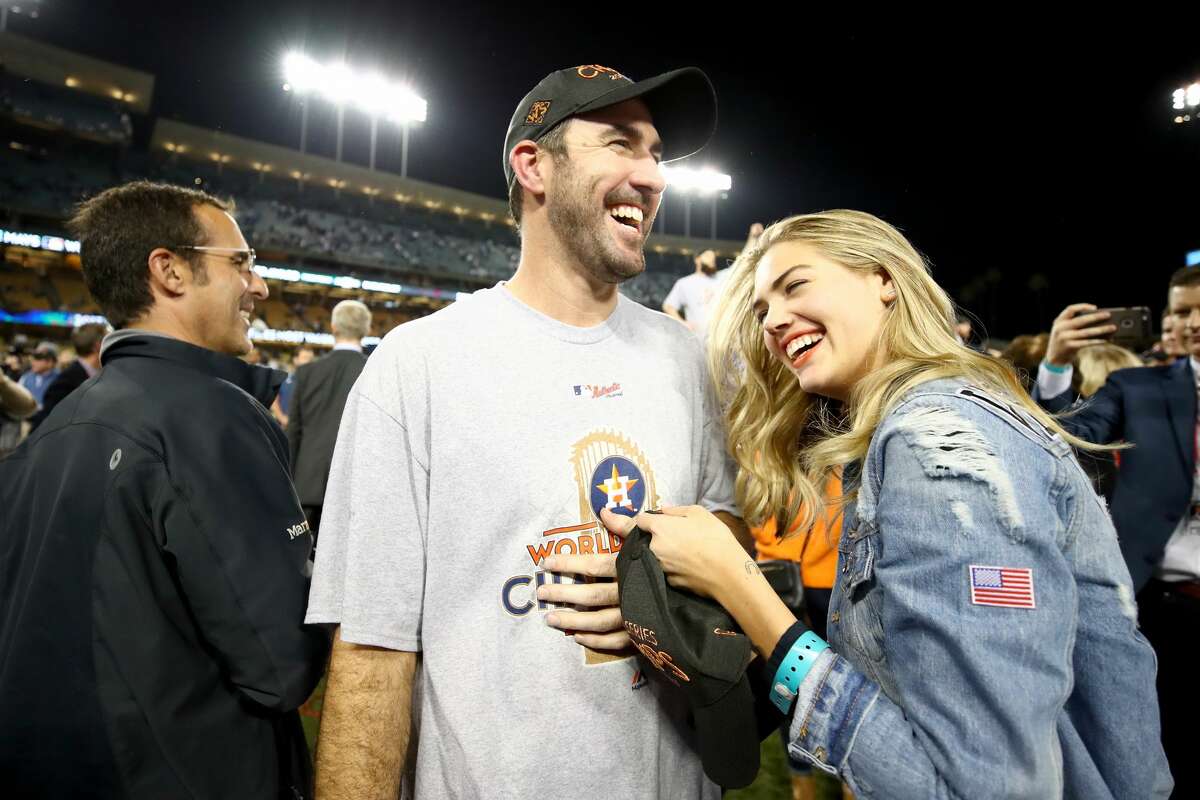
[1072,343,1145,501]
[1159,309,1186,362]
[752,474,847,800]
[1000,333,1049,394]
[19,343,59,409]
[288,302,370,541]
[663,248,721,337]
[0,370,36,457]
[1077,343,1144,399]
[1034,274,1200,794]
[274,345,315,428]
[29,322,110,430]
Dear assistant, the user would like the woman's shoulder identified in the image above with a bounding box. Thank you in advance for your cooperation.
[869,378,1066,476]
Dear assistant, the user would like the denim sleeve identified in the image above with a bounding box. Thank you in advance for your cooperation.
[787,404,1078,799]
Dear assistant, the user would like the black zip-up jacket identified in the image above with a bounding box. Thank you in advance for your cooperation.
[0,333,331,798]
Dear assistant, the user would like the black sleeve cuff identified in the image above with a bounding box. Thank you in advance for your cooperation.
[747,620,811,737]
[765,620,810,682]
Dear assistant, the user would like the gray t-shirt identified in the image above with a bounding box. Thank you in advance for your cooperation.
[306,285,736,799]
[663,271,720,337]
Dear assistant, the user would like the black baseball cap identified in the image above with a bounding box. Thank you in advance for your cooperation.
[616,524,760,789]
[503,64,717,187]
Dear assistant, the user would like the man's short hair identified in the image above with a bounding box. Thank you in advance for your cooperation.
[1169,266,1200,292]
[331,300,372,341]
[71,323,110,358]
[67,181,234,328]
[507,120,572,231]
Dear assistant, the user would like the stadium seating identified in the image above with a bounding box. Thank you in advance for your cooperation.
[1,72,132,146]
[0,143,696,310]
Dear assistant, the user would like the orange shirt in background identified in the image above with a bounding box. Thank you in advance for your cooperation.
[751,475,843,590]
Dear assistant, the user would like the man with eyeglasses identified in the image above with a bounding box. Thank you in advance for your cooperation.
[0,181,330,799]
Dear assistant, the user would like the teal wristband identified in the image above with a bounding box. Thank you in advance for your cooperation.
[769,630,829,714]
[1041,360,1069,374]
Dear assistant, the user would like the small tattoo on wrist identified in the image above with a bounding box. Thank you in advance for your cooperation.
[744,561,761,576]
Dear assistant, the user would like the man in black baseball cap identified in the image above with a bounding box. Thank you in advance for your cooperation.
[311,64,747,800]
[503,64,716,189]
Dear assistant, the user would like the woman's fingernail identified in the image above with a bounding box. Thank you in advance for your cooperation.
[545,614,559,627]
[543,558,558,571]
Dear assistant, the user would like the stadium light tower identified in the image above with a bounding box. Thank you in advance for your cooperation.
[283,52,427,175]
[1172,81,1200,125]
[1,1,42,32]
[661,164,732,239]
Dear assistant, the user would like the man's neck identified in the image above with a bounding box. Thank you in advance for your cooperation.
[126,312,207,352]
[333,338,362,351]
[82,353,102,372]
[507,227,621,328]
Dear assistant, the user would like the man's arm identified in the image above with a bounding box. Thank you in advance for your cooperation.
[162,402,330,711]
[1033,302,1116,410]
[287,371,304,470]
[272,395,289,429]
[0,372,36,418]
[662,279,690,327]
[315,627,418,800]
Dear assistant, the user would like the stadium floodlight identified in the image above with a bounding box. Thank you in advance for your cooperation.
[283,51,427,174]
[662,165,732,195]
[660,164,732,239]
[1,1,42,32]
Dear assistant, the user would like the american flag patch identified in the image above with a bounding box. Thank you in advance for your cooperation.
[969,565,1035,609]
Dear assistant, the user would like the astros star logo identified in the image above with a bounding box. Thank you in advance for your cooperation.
[596,463,639,511]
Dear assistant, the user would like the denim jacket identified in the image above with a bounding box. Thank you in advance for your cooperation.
[785,379,1172,799]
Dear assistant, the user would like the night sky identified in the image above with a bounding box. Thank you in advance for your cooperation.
[7,2,1200,338]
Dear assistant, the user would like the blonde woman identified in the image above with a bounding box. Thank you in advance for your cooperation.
[1076,342,1143,398]
[591,211,1171,798]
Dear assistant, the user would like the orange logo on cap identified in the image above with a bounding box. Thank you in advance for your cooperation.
[576,64,625,80]
[525,100,551,124]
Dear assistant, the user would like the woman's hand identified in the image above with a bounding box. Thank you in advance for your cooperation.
[597,505,799,659]
[597,505,751,602]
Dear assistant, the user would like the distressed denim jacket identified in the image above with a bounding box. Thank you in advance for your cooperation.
[786,379,1172,799]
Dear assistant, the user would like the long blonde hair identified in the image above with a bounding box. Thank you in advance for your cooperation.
[707,210,1099,535]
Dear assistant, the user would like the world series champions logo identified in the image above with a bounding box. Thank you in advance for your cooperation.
[500,430,660,666]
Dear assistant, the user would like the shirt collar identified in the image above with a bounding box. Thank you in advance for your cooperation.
[100,331,285,407]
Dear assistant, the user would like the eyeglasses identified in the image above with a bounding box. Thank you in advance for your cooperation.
[172,246,257,275]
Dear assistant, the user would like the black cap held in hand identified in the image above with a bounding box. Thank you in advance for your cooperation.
[616,524,760,789]
[502,64,716,187]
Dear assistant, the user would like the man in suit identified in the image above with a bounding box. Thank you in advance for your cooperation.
[30,322,110,430]
[1034,266,1200,796]
[287,299,371,541]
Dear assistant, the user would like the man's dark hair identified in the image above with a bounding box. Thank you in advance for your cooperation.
[71,323,109,357]
[507,120,571,231]
[1168,266,1200,291]
[67,181,234,327]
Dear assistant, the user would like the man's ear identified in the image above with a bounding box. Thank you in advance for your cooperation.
[511,140,548,197]
[147,248,190,299]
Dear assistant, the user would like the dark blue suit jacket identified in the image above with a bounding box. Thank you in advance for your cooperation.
[1036,359,1195,591]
